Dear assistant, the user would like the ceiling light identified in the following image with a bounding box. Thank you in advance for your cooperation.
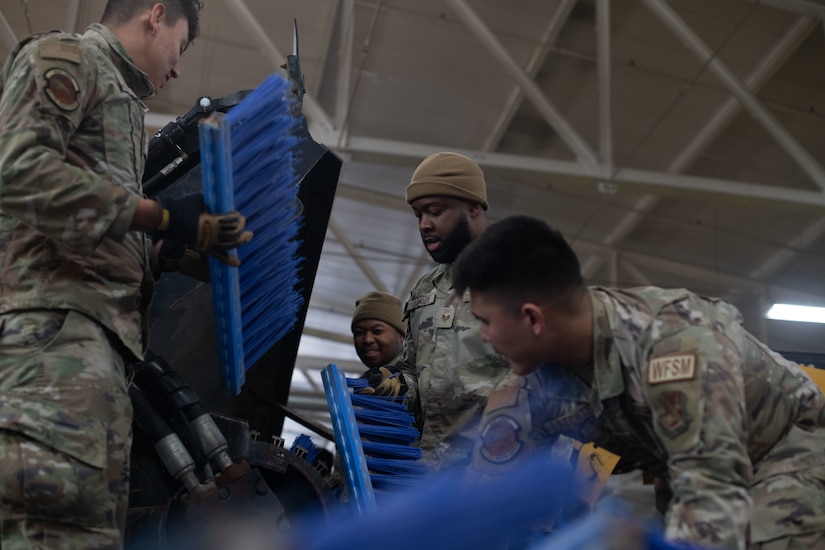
[766,304,825,324]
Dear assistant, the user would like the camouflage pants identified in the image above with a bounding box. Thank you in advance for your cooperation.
[751,532,825,549]
[0,310,133,549]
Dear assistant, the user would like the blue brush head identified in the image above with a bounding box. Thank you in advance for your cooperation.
[201,72,307,393]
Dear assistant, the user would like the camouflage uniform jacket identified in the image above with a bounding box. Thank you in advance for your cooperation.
[517,286,825,549]
[397,262,511,469]
[0,24,155,359]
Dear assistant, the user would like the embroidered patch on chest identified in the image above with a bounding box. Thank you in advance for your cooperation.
[647,354,696,385]
[479,415,522,464]
[436,305,455,328]
[656,390,692,439]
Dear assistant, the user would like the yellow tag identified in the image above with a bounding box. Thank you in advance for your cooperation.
[575,443,622,508]
[801,365,825,392]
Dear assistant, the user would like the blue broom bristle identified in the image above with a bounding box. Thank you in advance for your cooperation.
[361,440,423,460]
[291,434,320,464]
[343,375,426,493]
[345,378,369,390]
[355,423,419,444]
[349,393,409,412]
[200,72,306,394]
[365,457,428,476]
[321,364,427,514]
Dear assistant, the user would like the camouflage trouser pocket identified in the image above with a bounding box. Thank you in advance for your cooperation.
[0,309,131,529]
[0,429,110,525]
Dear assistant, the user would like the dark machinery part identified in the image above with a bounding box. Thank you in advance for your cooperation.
[286,18,306,113]
[128,31,343,546]
[143,90,250,197]
[127,353,339,547]
[129,384,202,495]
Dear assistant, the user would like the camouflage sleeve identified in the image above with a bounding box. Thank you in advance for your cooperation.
[645,324,751,550]
[395,306,420,409]
[0,38,139,255]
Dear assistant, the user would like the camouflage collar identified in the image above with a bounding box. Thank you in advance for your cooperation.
[588,288,627,401]
[84,23,155,100]
[433,262,453,293]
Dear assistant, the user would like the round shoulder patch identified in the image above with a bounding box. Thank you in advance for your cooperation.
[43,67,79,112]
[479,415,522,464]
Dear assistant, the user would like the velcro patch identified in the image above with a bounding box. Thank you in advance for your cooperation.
[479,415,521,464]
[647,354,696,385]
[657,390,692,439]
[405,292,435,312]
[485,385,519,412]
[43,68,79,112]
[40,41,81,64]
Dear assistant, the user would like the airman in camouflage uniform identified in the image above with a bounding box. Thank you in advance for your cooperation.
[0,2,206,548]
[453,215,825,550]
[368,152,514,471]
[400,263,515,469]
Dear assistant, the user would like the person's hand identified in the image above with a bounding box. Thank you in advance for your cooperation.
[357,366,408,397]
[150,240,211,282]
[155,193,253,266]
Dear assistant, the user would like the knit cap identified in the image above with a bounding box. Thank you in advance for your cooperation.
[351,291,405,335]
[405,152,488,210]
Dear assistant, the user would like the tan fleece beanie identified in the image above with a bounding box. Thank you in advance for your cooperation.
[351,291,405,335]
[405,152,488,210]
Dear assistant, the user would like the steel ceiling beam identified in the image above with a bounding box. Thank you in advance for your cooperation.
[334,0,356,135]
[642,0,825,191]
[327,217,389,293]
[483,0,577,151]
[748,0,825,18]
[596,0,612,168]
[225,0,337,143]
[749,217,825,280]
[580,15,817,278]
[301,326,353,346]
[332,178,807,302]
[342,136,825,211]
[578,0,614,276]
[444,0,599,165]
[0,8,17,52]
[66,0,81,33]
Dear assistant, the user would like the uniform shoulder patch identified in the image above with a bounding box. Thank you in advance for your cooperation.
[43,67,80,112]
[479,415,522,464]
[39,41,81,64]
[647,353,696,385]
[656,390,692,439]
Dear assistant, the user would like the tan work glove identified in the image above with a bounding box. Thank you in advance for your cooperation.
[357,366,408,397]
[155,193,253,267]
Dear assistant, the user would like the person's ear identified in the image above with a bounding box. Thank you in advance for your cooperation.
[466,201,483,219]
[149,3,166,32]
[521,302,545,336]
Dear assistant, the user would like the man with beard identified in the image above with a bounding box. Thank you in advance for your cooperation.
[360,152,519,471]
